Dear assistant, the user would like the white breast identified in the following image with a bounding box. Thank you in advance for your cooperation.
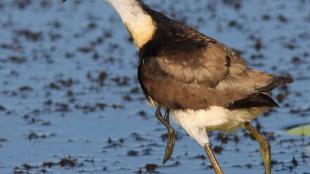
[171,106,267,146]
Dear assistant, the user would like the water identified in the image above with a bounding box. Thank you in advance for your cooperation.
[0,0,309,173]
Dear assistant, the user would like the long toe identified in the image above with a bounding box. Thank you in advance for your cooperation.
[163,130,176,164]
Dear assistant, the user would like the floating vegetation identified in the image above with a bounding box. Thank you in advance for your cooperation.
[285,124,310,137]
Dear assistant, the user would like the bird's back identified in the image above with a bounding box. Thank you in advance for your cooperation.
[137,7,292,110]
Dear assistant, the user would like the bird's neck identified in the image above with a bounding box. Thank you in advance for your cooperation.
[106,0,157,49]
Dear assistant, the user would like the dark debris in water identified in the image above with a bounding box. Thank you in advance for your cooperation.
[23,113,51,126]
[0,105,6,111]
[145,163,158,173]
[27,131,56,141]
[0,138,8,148]
[0,0,309,173]
[127,150,139,157]
[136,163,159,174]
[17,29,43,42]
[104,137,125,149]
[13,156,81,174]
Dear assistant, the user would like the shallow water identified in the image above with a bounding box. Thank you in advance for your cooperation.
[0,0,309,173]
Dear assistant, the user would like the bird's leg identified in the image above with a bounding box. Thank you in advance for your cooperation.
[155,107,175,164]
[243,122,271,174]
[204,144,224,174]
[163,109,170,124]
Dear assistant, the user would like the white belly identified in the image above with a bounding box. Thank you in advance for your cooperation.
[171,106,267,146]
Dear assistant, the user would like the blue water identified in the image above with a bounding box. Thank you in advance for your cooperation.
[0,0,309,173]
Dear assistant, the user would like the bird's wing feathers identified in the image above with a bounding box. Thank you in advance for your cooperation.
[157,43,233,86]
[139,41,280,110]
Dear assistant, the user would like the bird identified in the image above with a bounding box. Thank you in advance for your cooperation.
[102,0,293,174]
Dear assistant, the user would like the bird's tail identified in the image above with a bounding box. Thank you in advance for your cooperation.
[258,75,293,92]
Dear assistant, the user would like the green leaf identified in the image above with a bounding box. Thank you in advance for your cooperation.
[286,124,310,136]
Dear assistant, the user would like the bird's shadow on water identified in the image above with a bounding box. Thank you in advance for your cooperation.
[0,0,309,174]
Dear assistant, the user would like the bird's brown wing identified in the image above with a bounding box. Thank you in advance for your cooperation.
[138,41,282,110]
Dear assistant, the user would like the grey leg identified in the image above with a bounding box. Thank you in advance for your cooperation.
[155,107,175,164]
[204,143,224,174]
[244,122,271,174]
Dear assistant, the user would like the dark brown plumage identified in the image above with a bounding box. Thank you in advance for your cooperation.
[137,4,292,110]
